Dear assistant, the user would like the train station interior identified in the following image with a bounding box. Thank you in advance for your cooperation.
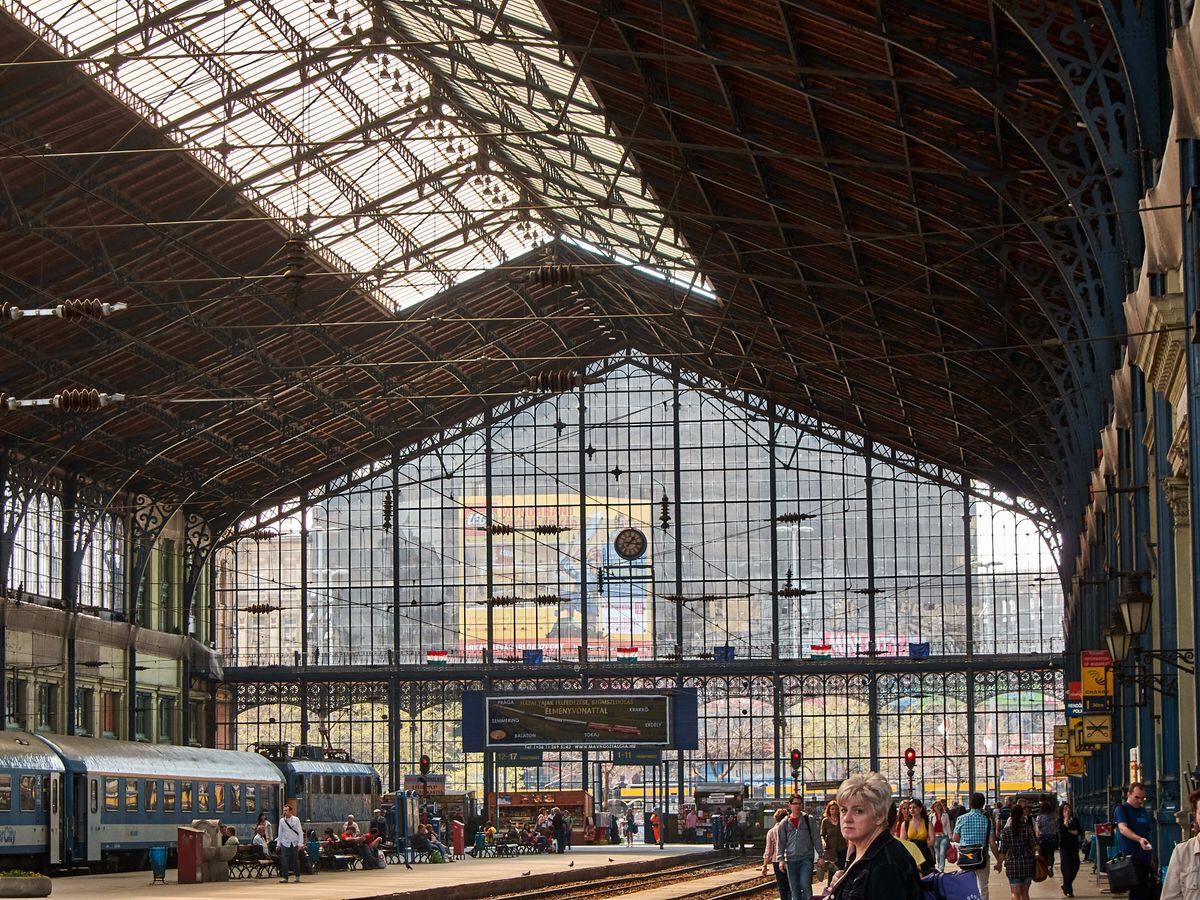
[2,0,1200,875]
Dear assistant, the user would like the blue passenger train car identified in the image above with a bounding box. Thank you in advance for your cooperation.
[0,734,66,866]
[0,731,284,871]
[0,731,389,873]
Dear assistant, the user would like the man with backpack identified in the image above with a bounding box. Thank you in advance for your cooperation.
[951,792,1001,900]
[777,797,822,900]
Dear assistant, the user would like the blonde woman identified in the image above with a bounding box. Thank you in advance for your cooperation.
[825,773,920,900]
[892,799,911,838]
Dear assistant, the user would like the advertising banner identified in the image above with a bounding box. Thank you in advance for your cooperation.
[460,494,653,655]
[485,693,672,748]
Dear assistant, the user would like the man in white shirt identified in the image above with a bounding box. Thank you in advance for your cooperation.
[277,802,303,883]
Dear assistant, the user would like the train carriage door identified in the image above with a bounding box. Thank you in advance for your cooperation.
[88,777,101,862]
[48,772,62,866]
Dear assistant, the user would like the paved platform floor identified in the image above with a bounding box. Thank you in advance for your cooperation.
[33,848,1134,900]
[44,845,719,900]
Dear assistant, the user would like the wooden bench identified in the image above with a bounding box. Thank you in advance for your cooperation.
[320,852,357,871]
[228,846,278,879]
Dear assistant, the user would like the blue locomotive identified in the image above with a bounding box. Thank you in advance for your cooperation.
[254,742,383,833]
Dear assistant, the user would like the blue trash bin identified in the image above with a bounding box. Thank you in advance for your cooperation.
[149,846,168,884]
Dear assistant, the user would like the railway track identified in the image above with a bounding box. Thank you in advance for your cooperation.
[487,854,752,900]
[702,878,780,900]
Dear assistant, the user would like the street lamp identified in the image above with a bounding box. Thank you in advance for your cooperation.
[1103,593,1195,701]
[1119,590,1154,637]
[1104,620,1132,663]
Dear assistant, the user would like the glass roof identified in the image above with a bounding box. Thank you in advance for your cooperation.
[4,0,709,310]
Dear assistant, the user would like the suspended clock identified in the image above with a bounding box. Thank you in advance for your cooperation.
[613,527,647,561]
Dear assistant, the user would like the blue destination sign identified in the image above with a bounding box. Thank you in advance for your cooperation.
[612,748,662,765]
[494,750,544,767]
[1065,701,1083,717]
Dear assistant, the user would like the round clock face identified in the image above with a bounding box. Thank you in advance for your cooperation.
[614,527,647,561]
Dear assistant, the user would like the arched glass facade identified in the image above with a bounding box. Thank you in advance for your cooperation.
[218,357,1065,803]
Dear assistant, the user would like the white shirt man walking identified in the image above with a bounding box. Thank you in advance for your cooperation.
[277,802,303,883]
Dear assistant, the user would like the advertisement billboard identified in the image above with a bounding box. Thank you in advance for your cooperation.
[460,494,653,654]
[484,693,672,749]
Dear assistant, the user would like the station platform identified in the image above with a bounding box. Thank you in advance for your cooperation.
[44,845,728,900]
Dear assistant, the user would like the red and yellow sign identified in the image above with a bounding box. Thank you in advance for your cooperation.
[1081,650,1113,701]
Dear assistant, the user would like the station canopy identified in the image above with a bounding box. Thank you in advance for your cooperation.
[0,0,1133,531]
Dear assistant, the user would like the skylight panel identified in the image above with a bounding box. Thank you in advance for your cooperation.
[8,0,710,313]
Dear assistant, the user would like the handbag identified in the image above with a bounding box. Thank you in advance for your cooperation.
[1107,853,1143,893]
[1033,856,1049,882]
[945,844,958,864]
[957,844,986,870]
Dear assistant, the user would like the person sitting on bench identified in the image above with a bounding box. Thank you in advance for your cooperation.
[359,825,387,869]
[413,823,450,860]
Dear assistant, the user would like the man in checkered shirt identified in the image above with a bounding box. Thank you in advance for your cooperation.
[952,793,1002,900]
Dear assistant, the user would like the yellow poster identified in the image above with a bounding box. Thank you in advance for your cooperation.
[461,494,653,654]
[1066,757,1085,775]
[1081,650,1113,699]
[1053,725,1068,742]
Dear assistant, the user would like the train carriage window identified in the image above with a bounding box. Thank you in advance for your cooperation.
[295,775,304,791]
[163,780,176,811]
[231,784,241,812]
[181,782,192,812]
[335,775,344,794]
[214,783,225,812]
[147,780,158,811]
[198,782,209,812]
[0,774,10,810]
[246,784,256,812]
[354,776,362,794]
[105,777,118,810]
[126,779,139,811]
[19,775,36,811]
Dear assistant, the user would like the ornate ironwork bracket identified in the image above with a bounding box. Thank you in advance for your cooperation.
[1117,647,1195,700]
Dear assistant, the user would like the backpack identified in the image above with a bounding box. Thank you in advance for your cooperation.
[920,871,983,900]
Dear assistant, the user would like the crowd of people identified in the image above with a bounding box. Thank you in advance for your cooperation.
[477,806,574,854]
[202,776,1200,900]
[750,779,1164,900]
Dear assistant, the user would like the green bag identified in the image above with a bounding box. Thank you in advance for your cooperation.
[431,850,444,864]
